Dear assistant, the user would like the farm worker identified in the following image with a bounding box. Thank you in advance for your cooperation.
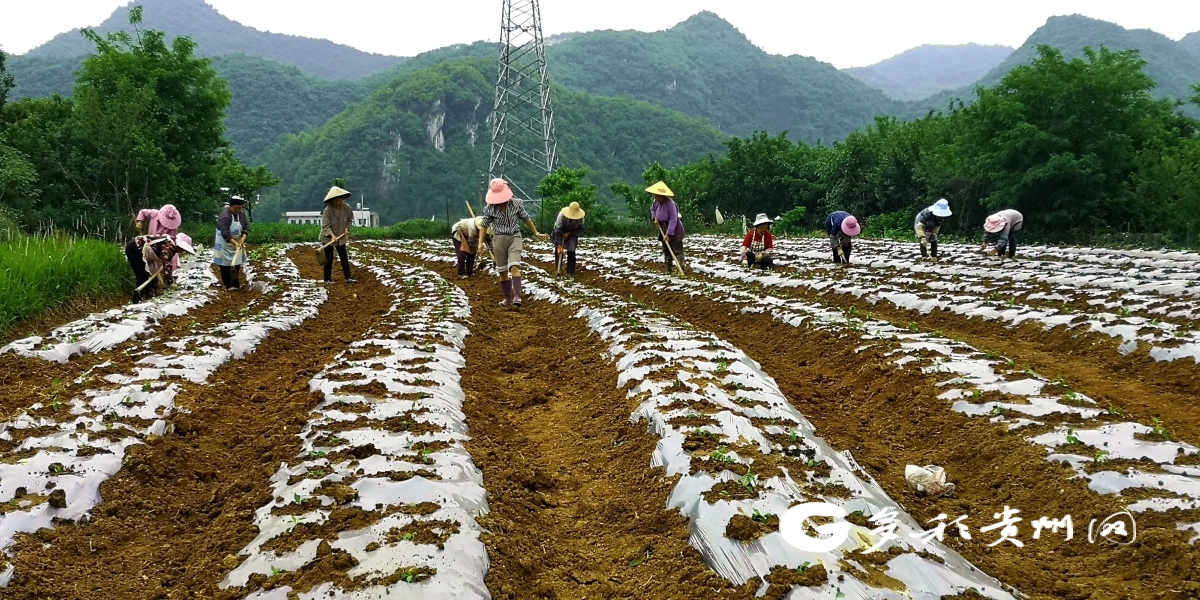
[451,216,485,278]
[213,196,250,291]
[914,199,952,261]
[552,201,586,276]
[648,181,685,274]
[134,204,183,269]
[740,213,774,270]
[479,178,549,307]
[320,186,357,284]
[126,233,195,303]
[824,211,861,264]
[981,209,1024,260]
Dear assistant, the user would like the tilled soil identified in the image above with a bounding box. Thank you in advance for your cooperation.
[5,248,394,599]
[423,259,755,600]
[568,266,1200,600]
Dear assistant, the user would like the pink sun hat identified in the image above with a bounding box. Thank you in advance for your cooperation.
[984,214,1007,233]
[485,178,514,204]
[841,215,861,237]
[173,232,195,254]
[157,204,182,231]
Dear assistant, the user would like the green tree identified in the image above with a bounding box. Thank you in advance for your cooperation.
[535,166,608,233]
[0,47,14,110]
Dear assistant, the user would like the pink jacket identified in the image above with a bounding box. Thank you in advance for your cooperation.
[136,209,180,236]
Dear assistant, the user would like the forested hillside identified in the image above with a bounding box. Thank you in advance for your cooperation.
[257,58,729,224]
[844,44,1013,101]
[25,0,403,80]
[544,12,902,143]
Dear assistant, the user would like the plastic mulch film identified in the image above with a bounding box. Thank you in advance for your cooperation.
[221,253,488,600]
[0,249,325,586]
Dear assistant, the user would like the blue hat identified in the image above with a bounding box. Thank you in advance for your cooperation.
[931,199,952,217]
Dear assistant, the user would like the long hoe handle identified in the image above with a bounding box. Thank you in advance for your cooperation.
[318,232,346,251]
[136,270,163,292]
[656,222,687,277]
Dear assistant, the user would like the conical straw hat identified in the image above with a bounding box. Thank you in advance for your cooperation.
[562,202,586,220]
[324,186,352,202]
[645,181,674,197]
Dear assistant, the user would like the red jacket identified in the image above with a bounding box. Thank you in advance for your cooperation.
[741,230,774,252]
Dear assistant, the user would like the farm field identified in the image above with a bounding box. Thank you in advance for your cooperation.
[0,237,1197,600]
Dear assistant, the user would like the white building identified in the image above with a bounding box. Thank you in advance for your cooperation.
[284,206,380,228]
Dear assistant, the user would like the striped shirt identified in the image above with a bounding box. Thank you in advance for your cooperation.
[481,198,530,236]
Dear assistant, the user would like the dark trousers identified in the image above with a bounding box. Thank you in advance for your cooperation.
[745,250,773,270]
[125,241,155,300]
[456,249,477,275]
[832,241,852,264]
[556,250,577,275]
[1000,231,1017,258]
[659,233,684,272]
[324,245,352,281]
[219,265,242,289]
[920,238,939,258]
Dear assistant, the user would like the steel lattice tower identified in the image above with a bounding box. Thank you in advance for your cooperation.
[489,0,558,201]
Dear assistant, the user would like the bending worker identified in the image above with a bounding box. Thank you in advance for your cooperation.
[740,213,775,270]
[321,186,357,284]
[552,201,586,276]
[648,181,685,274]
[127,233,195,302]
[914,199,952,261]
[452,216,485,278]
[824,210,861,264]
[981,209,1024,261]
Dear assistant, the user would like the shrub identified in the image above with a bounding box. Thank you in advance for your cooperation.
[0,235,130,335]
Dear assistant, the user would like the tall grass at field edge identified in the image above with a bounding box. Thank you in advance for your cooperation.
[0,235,132,335]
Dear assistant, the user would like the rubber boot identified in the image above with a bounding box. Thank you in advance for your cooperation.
[919,241,929,259]
[511,276,523,307]
[930,239,939,261]
[500,279,512,306]
[566,251,576,276]
[844,244,852,264]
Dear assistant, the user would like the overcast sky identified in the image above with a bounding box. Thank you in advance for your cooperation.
[2,1,1199,68]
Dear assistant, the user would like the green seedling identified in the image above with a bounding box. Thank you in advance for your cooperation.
[194,348,205,356]
[1066,429,1082,445]
[787,429,799,443]
[693,428,713,439]
[807,459,824,469]
[420,449,435,464]
[716,361,728,374]
[403,532,415,541]
[1065,390,1078,401]
[307,450,327,459]
[907,322,919,333]
[141,382,152,393]
[710,446,735,464]
[271,566,282,577]
[739,470,758,493]
[796,561,812,575]
[751,508,771,523]
[973,390,982,399]
[1005,359,1015,369]
[990,405,1005,416]
[1151,417,1171,441]
[1094,449,1110,467]
[1107,404,1123,416]
[399,568,423,583]
[293,494,303,505]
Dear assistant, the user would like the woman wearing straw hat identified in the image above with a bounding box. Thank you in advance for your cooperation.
[321,186,357,284]
[479,178,549,307]
[914,199,952,261]
[740,213,775,270]
[648,181,686,274]
[552,201,586,276]
[213,196,250,291]
[451,215,485,278]
[135,204,183,269]
[824,211,861,264]
[126,233,195,303]
[980,209,1023,260]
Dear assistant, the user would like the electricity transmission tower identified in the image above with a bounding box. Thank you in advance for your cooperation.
[489,0,558,204]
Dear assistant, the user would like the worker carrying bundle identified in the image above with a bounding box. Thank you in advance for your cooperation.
[980,209,1023,261]
[126,233,195,303]
[914,199,952,261]
[552,201,586,276]
[648,181,686,275]
[451,216,485,278]
[824,211,861,264]
[740,213,775,270]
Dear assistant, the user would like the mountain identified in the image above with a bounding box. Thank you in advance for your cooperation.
[968,15,1200,106]
[257,58,729,224]
[1181,31,1200,58]
[542,12,903,144]
[24,0,403,80]
[844,44,1013,101]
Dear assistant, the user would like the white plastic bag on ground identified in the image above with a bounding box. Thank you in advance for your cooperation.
[906,464,956,497]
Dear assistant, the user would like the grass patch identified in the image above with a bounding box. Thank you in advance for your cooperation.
[0,234,131,335]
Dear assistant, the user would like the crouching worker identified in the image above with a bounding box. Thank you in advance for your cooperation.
[214,196,250,291]
[824,210,861,264]
[480,178,549,307]
[914,199,952,261]
[452,216,484,278]
[126,233,195,303]
[648,181,686,274]
[981,209,1023,261]
[321,186,357,284]
[740,213,775,270]
[552,201,586,276]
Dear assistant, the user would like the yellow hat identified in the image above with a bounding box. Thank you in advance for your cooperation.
[645,181,674,197]
[561,201,585,220]
[324,186,351,202]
